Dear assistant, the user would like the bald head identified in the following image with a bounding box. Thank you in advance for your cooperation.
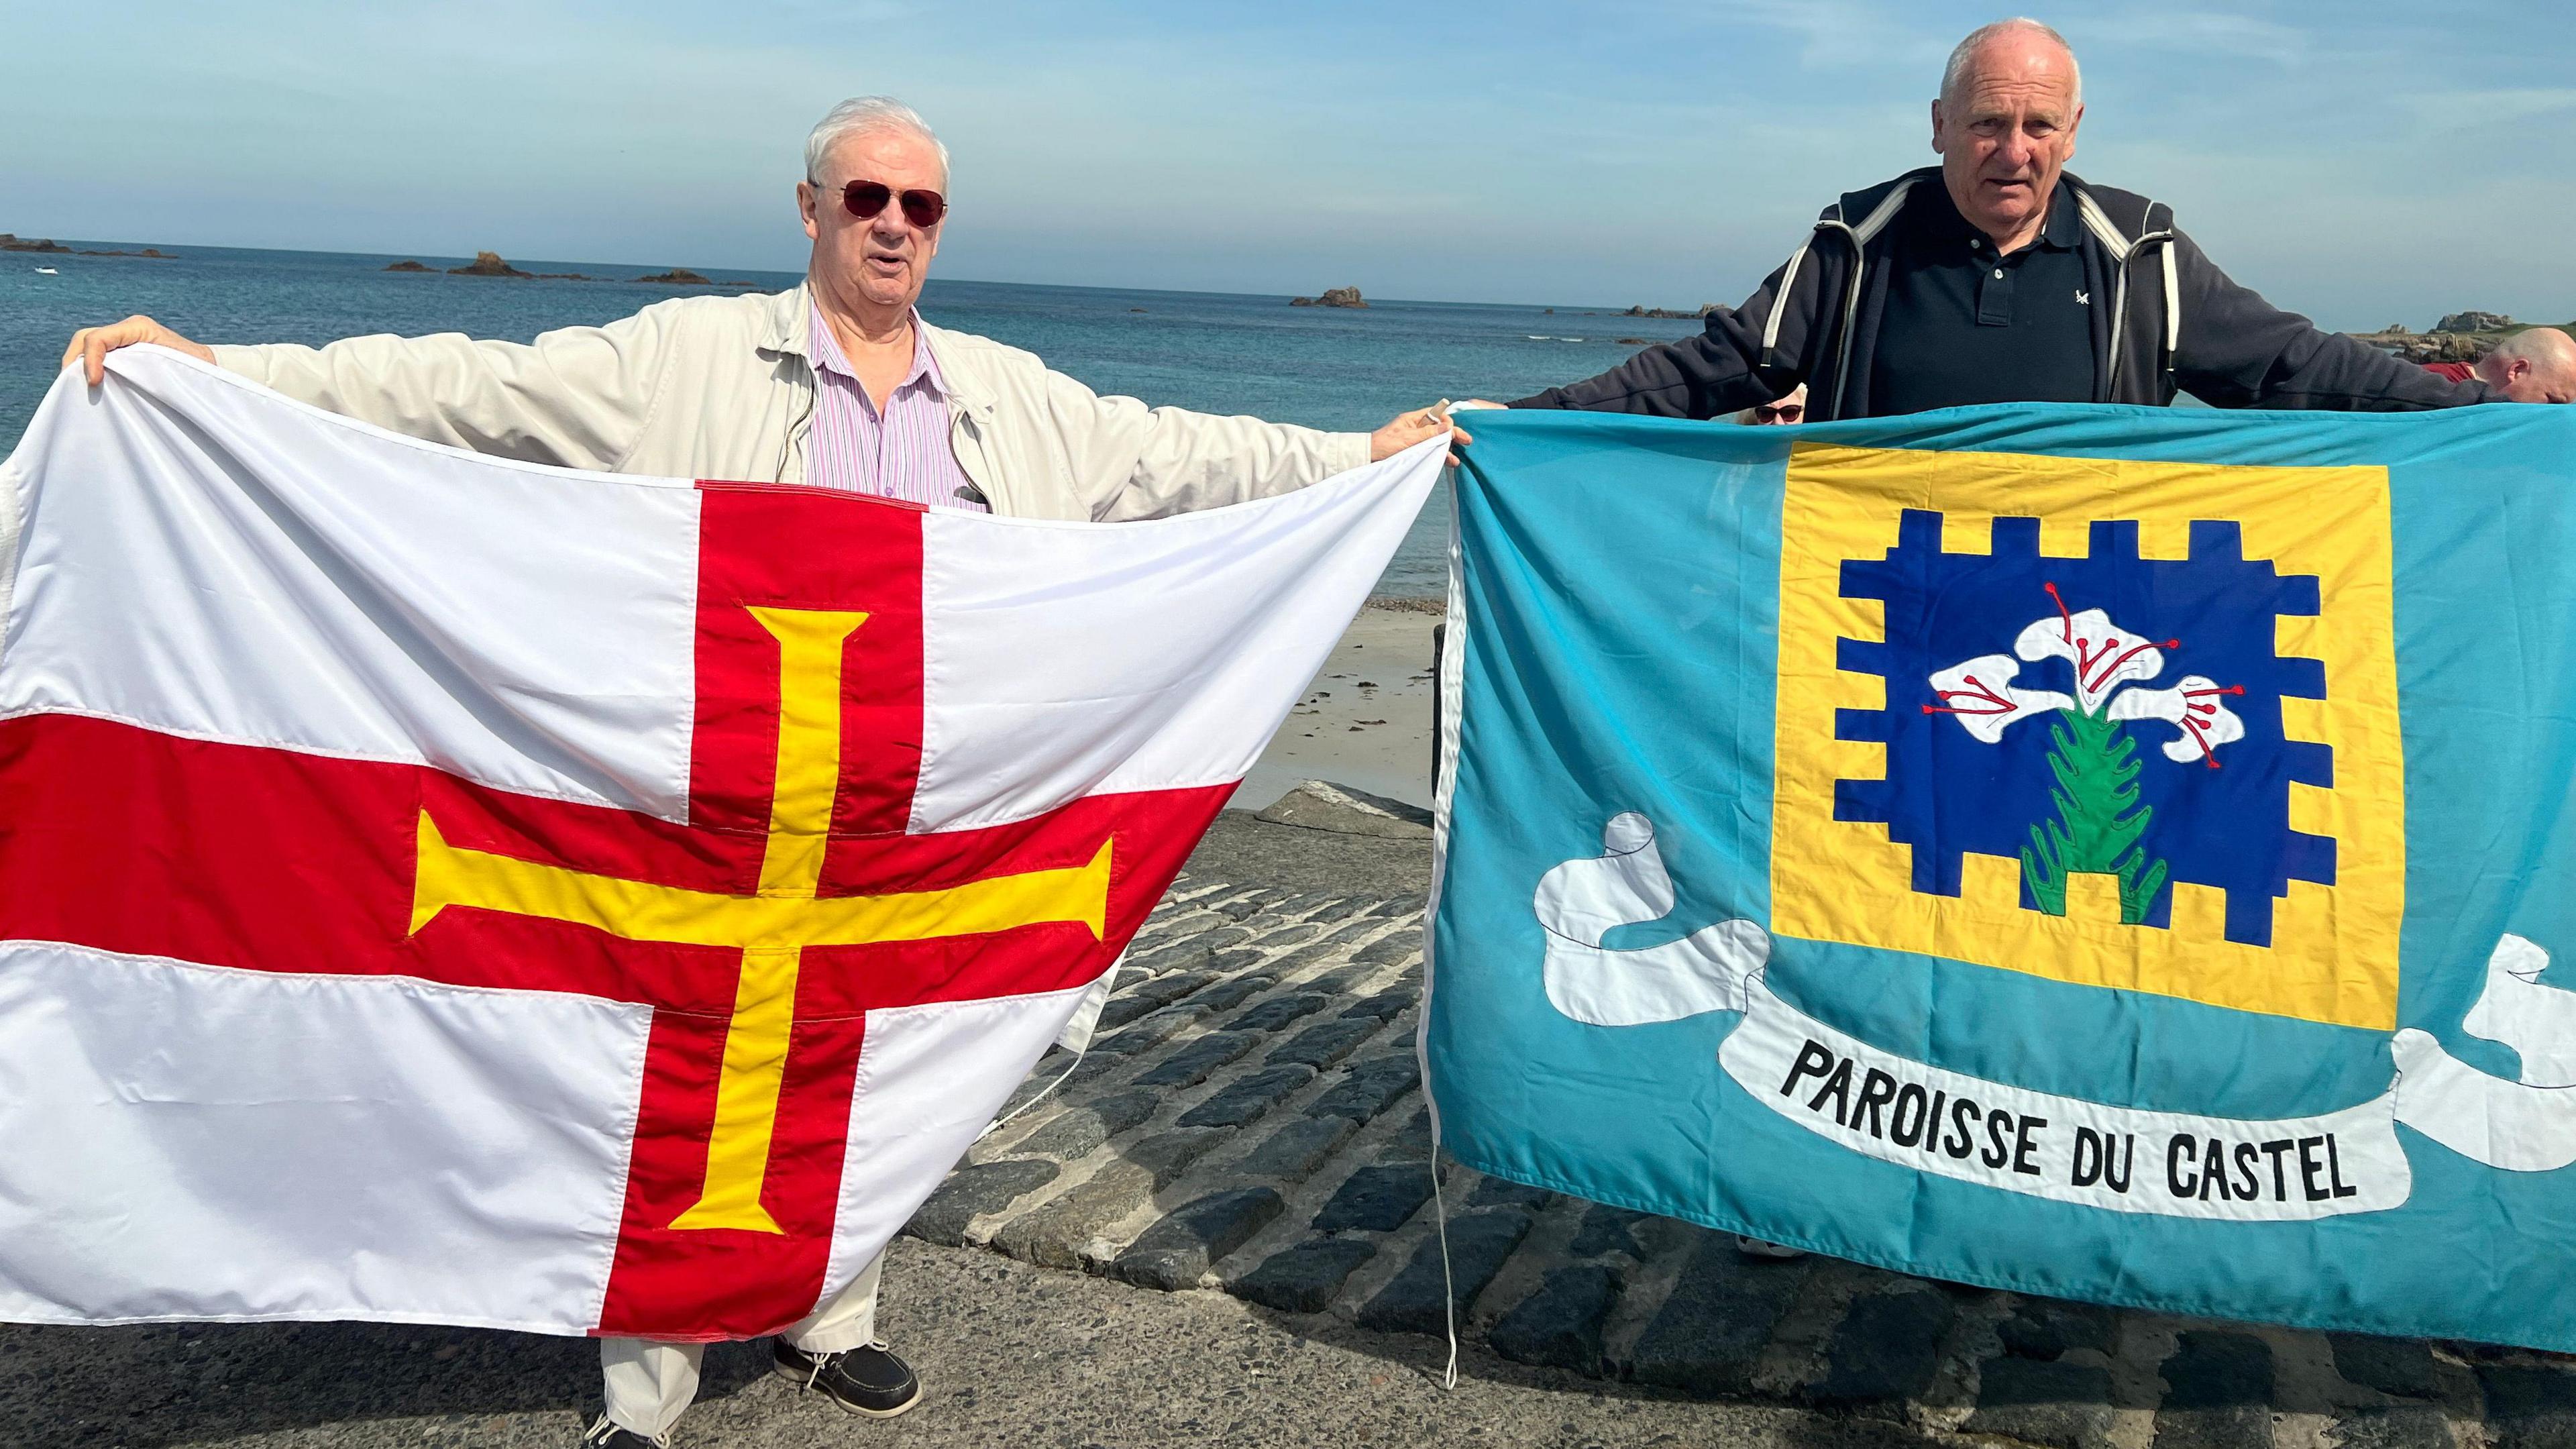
[1941,19,2082,109]
[1931,19,2086,251]
[2476,328,2576,404]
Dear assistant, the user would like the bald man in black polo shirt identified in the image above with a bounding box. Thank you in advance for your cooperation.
[1495,19,2485,422]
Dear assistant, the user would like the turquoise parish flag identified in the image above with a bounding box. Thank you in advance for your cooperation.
[1426,400,2576,1349]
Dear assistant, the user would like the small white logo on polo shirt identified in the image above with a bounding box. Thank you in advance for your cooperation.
[2076,290,2091,305]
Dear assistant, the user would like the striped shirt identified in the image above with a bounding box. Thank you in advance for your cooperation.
[803,305,983,511]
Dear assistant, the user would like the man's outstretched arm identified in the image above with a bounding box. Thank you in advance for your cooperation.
[61,309,674,472]
[2168,231,2490,411]
[1507,252,1823,416]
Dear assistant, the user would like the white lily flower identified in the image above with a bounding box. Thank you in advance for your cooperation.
[1921,584,2242,768]
[2014,606,2170,716]
[2106,674,2246,766]
[1925,655,2074,744]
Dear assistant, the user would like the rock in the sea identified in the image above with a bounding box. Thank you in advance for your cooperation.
[2381,323,2411,335]
[0,235,72,254]
[1289,286,1366,309]
[383,260,433,272]
[447,250,532,278]
[1616,337,1652,345]
[2436,310,2514,334]
[634,268,711,285]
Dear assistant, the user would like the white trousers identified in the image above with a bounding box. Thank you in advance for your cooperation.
[598,1250,884,1442]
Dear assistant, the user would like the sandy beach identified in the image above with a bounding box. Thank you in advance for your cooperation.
[1238,601,1443,812]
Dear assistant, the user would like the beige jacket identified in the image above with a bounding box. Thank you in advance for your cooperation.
[211,283,1370,521]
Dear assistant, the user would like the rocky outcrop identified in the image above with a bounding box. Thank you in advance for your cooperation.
[447,250,532,278]
[634,268,711,285]
[1623,303,1724,319]
[2349,310,2546,362]
[0,235,72,254]
[383,260,433,272]
[1290,286,1366,309]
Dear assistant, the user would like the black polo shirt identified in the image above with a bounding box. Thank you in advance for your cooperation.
[1868,182,2098,416]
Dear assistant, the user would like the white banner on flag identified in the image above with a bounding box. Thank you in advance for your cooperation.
[1536,812,2576,1221]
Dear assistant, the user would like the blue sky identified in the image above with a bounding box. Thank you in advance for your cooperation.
[6,1,2572,327]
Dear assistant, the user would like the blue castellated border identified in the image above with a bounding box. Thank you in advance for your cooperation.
[1832,509,2333,947]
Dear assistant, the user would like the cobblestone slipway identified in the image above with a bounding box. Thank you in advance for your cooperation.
[910,816,2576,1449]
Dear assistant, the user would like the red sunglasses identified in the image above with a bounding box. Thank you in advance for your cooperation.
[1753,401,1805,423]
[823,178,947,229]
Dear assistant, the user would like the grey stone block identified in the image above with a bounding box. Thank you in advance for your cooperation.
[2332,1405,2454,1449]
[2161,1331,2274,1405]
[1356,930,1421,965]
[2329,1333,2439,1399]
[1467,1176,1552,1210]
[1267,1016,1382,1071]
[1187,975,1274,1014]
[1109,1187,1286,1290]
[1627,1231,1808,1395]
[1567,1203,1650,1260]
[1372,894,1427,918]
[988,1163,1155,1269]
[1305,968,1368,996]
[1007,1089,1157,1160]
[1214,892,1283,920]
[1997,1297,2120,1360]
[1354,1209,1534,1336]
[1132,1031,1260,1089]
[2477,1363,2576,1449]
[1341,987,1419,1020]
[1131,928,1249,973]
[1253,920,1324,949]
[1226,1237,1379,1313]
[1394,1107,1434,1152]
[1308,1055,1420,1122]
[1228,994,1328,1034]
[1269,941,1355,975]
[1312,917,1391,951]
[1962,1356,2117,1448]
[1178,1065,1316,1128]
[1487,1265,1621,1375]
[2151,1332,2275,1449]
[1312,1164,1436,1233]
[1124,1126,1228,1183]
[1234,1115,1359,1181]
[1273,891,1342,920]
[1811,1286,1956,1402]
[1098,970,1218,1028]
[904,1159,1061,1246]
[1092,1004,1209,1056]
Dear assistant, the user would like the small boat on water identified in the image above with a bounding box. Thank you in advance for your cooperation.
[34,266,58,275]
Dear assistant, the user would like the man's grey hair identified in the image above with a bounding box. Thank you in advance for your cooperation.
[804,97,950,190]
[1940,18,2082,109]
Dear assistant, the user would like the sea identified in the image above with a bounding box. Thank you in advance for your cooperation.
[0,244,1709,597]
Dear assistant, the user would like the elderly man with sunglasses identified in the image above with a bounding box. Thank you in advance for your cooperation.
[62,95,1454,515]
[62,95,1456,1449]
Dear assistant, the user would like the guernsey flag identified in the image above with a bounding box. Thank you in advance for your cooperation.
[0,347,1437,1340]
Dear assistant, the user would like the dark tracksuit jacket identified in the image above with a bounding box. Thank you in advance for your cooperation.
[1509,167,2487,419]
